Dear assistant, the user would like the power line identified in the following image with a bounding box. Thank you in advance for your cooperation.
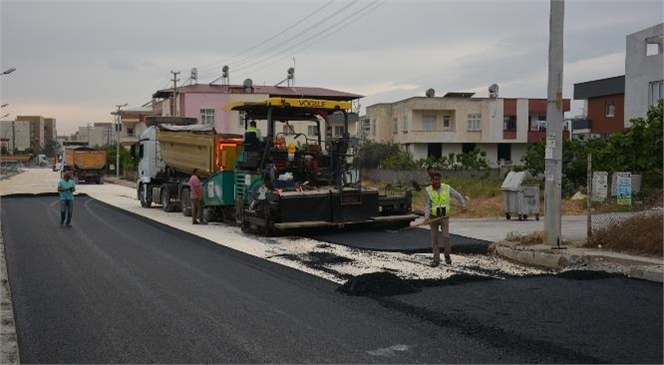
[195,0,335,73]
[234,0,385,80]
[221,1,360,72]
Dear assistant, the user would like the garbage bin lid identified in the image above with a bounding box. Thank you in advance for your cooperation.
[501,171,529,191]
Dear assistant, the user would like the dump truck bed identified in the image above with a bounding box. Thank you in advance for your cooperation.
[74,150,106,169]
[157,127,242,177]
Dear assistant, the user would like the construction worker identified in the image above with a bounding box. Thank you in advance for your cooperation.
[424,171,467,267]
[245,120,262,141]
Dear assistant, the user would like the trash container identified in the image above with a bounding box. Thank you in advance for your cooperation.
[501,171,540,221]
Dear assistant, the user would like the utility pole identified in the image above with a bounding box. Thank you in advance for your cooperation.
[12,121,15,154]
[115,103,127,177]
[545,0,565,247]
[170,71,180,117]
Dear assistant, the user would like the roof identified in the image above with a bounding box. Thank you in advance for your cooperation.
[152,84,362,101]
[443,92,476,98]
[574,75,625,99]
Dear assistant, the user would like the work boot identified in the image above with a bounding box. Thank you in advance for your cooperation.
[430,258,440,267]
[445,255,452,265]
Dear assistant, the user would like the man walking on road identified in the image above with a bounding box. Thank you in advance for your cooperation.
[189,168,206,225]
[57,171,76,227]
[424,171,467,267]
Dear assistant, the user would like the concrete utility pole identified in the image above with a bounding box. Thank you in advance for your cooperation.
[170,71,180,117]
[545,0,565,247]
[115,104,127,177]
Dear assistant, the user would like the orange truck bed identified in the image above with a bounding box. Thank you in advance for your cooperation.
[73,150,106,169]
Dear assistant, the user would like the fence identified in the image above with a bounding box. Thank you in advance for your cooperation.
[361,168,501,185]
[586,154,663,246]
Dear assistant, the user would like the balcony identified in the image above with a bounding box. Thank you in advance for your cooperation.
[528,129,570,143]
[503,130,517,140]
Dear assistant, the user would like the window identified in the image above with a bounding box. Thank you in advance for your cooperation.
[334,126,345,137]
[200,109,215,125]
[371,120,376,136]
[307,125,319,137]
[392,118,398,134]
[605,101,615,117]
[238,111,246,128]
[649,80,664,106]
[126,127,134,137]
[646,36,663,56]
[423,115,436,131]
[503,116,517,131]
[402,117,409,133]
[467,114,481,131]
[443,116,451,128]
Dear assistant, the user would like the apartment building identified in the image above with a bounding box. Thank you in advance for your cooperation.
[115,107,153,148]
[363,92,570,166]
[625,23,664,126]
[0,120,31,151]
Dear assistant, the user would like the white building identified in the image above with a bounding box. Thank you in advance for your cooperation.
[0,120,32,151]
[363,90,570,167]
[625,23,664,127]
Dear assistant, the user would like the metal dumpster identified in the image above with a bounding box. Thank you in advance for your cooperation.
[501,171,540,221]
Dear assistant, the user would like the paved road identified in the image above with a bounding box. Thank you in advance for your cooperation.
[2,195,662,363]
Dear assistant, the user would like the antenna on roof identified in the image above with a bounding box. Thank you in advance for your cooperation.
[243,78,254,93]
[191,68,198,85]
[222,65,229,85]
[489,84,499,99]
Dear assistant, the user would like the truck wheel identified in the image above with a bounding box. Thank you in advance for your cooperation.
[161,190,174,212]
[138,184,152,208]
[181,187,192,217]
[204,208,216,223]
[505,213,511,220]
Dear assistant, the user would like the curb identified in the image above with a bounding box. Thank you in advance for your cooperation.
[0,225,20,364]
[491,242,664,283]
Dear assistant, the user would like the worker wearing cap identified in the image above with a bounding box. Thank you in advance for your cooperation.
[424,171,467,267]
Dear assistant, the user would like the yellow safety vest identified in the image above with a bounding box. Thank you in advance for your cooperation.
[426,184,451,217]
[246,126,258,135]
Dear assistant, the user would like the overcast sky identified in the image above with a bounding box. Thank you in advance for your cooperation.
[1,0,663,134]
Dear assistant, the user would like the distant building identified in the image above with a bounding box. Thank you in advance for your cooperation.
[115,107,154,148]
[363,90,570,166]
[625,23,663,126]
[573,75,625,138]
[0,120,31,152]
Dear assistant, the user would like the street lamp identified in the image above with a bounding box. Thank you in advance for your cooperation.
[1,68,16,75]
[114,103,127,177]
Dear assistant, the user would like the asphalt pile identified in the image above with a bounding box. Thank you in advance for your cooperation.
[336,272,419,296]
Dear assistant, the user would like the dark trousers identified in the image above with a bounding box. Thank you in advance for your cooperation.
[192,199,203,223]
[60,199,73,225]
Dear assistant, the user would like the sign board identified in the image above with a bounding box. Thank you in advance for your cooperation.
[591,171,608,202]
[616,172,632,206]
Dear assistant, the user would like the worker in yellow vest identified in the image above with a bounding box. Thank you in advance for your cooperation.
[424,171,467,267]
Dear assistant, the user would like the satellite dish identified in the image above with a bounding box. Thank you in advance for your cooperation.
[488,84,499,98]
[243,78,254,93]
[425,88,435,97]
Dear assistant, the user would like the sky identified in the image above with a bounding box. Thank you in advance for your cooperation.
[1,0,663,134]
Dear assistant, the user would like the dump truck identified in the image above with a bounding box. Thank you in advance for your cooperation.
[62,146,107,184]
[136,117,243,222]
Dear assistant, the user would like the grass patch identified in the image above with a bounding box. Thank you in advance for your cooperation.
[586,211,663,257]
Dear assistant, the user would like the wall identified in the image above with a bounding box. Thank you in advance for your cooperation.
[625,23,664,126]
[587,94,625,134]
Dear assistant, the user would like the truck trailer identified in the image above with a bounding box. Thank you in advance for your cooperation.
[137,118,243,223]
[62,146,106,184]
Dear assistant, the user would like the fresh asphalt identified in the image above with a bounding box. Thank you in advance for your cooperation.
[2,195,662,363]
